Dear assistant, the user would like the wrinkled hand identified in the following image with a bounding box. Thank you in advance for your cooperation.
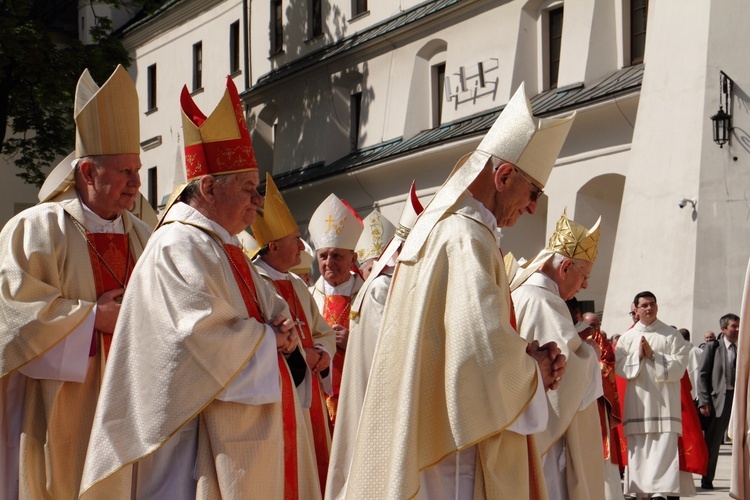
[94,288,124,334]
[639,336,654,361]
[271,315,297,353]
[699,405,712,417]
[333,324,350,351]
[305,347,331,375]
[527,340,566,391]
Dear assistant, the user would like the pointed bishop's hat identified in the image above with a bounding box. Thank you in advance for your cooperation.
[355,210,396,263]
[308,194,364,252]
[399,83,575,264]
[181,77,257,180]
[75,65,140,158]
[510,209,601,291]
[250,173,299,246]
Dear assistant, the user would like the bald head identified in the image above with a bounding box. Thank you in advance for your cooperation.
[583,312,600,332]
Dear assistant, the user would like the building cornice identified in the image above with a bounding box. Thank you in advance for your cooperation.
[121,0,232,50]
[241,0,495,104]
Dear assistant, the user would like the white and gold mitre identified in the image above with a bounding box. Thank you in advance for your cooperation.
[399,83,575,264]
[250,173,298,246]
[308,194,363,251]
[546,209,601,263]
[355,210,396,262]
[74,65,140,158]
[477,82,574,186]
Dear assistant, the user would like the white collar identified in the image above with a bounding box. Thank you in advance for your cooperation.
[323,274,356,296]
[254,257,289,280]
[527,271,560,295]
[80,195,124,234]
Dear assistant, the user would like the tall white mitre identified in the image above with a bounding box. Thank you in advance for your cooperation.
[308,194,364,252]
[355,210,396,263]
[399,82,576,263]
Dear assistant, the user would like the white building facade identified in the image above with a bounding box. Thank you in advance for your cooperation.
[122,0,750,338]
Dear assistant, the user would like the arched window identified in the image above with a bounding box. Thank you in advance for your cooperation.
[404,39,447,139]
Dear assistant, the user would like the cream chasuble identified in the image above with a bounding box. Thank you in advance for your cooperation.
[326,269,392,500]
[79,203,312,499]
[512,272,604,500]
[345,193,545,499]
[0,188,151,499]
[731,257,750,499]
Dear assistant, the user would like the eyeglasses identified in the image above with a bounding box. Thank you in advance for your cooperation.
[569,260,590,285]
[514,168,544,202]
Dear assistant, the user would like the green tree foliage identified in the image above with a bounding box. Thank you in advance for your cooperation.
[0,1,154,186]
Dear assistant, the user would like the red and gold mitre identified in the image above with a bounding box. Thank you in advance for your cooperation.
[180,77,257,180]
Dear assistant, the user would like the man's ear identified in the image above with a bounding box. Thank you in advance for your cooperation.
[79,159,96,185]
[199,175,215,202]
[494,162,515,192]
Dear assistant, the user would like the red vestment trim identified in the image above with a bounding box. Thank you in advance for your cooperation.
[322,294,352,426]
[86,233,132,357]
[274,279,329,494]
[223,245,299,498]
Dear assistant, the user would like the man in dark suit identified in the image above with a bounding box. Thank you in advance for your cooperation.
[698,312,740,489]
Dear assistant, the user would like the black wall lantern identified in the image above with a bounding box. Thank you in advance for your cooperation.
[711,71,733,148]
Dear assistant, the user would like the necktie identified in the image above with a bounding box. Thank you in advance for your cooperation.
[728,343,736,389]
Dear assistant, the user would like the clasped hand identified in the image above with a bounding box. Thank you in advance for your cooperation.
[271,314,297,353]
[526,340,566,391]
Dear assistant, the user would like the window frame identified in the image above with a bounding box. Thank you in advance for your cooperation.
[192,41,203,92]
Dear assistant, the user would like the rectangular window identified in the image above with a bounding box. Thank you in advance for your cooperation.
[353,0,368,16]
[229,21,240,74]
[432,63,446,128]
[193,42,203,91]
[311,0,323,38]
[350,92,362,151]
[147,64,157,111]
[271,0,283,54]
[148,167,158,210]
[548,7,563,89]
[630,0,648,64]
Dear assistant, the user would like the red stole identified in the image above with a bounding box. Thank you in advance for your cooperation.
[273,279,330,494]
[322,294,352,426]
[591,330,623,463]
[223,245,299,499]
[85,233,133,357]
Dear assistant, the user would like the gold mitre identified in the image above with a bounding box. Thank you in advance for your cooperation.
[355,209,396,262]
[547,209,601,262]
[308,194,364,251]
[74,65,140,158]
[251,173,298,246]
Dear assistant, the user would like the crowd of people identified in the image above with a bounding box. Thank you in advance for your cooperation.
[0,65,747,500]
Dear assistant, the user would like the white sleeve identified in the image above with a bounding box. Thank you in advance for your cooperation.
[18,306,95,382]
[216,324,282,405]
[507,364,549,434]
[580,346,604,410]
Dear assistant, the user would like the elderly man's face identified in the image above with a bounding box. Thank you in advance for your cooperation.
[492,165,542,228]
[583,312,600,332]
[704,331,716,343]
[317,247,356,287]
[270,231,303,272]
[80,153,141,219]
[557,258,593,301]
[212,171,263,235]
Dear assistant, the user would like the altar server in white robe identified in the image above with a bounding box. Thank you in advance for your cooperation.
[615,291,693,499]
